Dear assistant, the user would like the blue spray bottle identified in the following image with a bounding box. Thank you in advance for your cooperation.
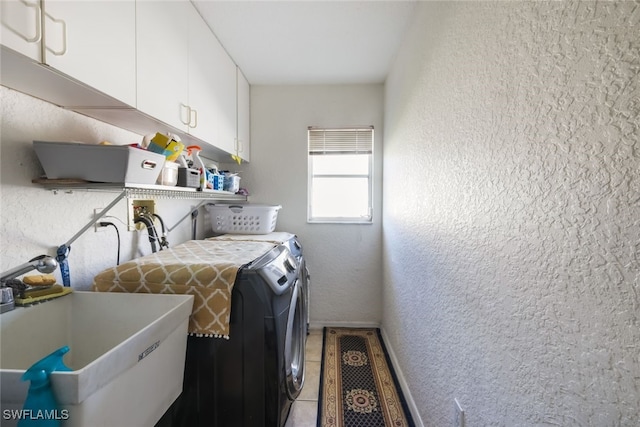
[18,346,71,427]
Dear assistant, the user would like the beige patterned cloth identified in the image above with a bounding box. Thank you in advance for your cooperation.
[92,239,275,338]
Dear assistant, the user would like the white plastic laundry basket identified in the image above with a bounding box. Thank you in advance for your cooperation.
[205,204,281,234]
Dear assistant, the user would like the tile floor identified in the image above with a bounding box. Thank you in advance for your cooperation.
[285,328,323,426]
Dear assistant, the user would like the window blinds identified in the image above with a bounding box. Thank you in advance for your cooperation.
[308,127,374,155]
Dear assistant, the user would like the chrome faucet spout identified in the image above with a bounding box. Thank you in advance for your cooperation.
[0,255,58,283]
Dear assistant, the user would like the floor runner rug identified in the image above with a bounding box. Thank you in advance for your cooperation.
[317,327,415,427]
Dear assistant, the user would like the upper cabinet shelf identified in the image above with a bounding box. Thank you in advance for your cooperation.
[32,179,248,201]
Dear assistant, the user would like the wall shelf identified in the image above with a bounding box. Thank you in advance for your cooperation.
[32,179,248,277]
[32,179,248,201]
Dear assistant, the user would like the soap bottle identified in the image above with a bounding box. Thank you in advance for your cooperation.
[19,346,71,427]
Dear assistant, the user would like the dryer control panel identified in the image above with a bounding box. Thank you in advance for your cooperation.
[256,246,298,295]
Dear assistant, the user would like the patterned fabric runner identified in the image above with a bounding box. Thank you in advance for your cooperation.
[318,327,415,427]
[92,240,275,338]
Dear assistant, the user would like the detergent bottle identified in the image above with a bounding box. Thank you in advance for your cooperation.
[19,346,71,427]
[187,145,206,191]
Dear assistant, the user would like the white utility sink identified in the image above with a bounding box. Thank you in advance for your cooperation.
[0,291,194,427]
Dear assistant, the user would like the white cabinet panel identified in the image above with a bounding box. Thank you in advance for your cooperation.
[186,7,222,147]
[41,0,136,107]
[237,68,251,162]
[136,0,190,132]
[1,0,135,107]
[209,35,237,157]
[187,6,237,157]
[0,0,42,60]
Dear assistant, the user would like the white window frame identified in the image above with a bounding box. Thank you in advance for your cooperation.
[307,126,374,224]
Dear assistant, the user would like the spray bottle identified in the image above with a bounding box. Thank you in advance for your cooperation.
[186,145,206,191]
[18,346,71,427]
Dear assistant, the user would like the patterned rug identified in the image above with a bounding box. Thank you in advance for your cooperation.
[317,327,415,427]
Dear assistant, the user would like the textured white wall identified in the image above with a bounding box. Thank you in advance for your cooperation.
[224,85,384,327]
[1,87,207,289]
[383,2,639,426]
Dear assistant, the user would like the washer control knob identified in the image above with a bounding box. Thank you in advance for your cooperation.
[284,256,296,273]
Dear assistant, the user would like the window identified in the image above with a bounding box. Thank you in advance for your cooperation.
[307,127,374,223]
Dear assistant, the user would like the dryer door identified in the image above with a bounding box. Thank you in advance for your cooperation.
[284,280,305,399]
[300,257,310,336]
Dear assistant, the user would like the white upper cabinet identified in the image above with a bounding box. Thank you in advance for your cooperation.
[0,0,136,107]
[236,68,251,162]
[187,6,236,155]
[1,0,250,162]
[41,1,136,107]
[0,0,42,60]
[204,21,237,156]
[136,0,190,132]
[137,0,239,155]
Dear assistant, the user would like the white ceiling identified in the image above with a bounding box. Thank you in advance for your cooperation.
[192,0,417,85]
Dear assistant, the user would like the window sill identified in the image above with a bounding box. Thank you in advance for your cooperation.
[307,219,373,225]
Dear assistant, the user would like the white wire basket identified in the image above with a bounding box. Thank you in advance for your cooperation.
[205,204,281,234]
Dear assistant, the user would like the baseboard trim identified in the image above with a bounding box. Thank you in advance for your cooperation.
[380,327,425,427]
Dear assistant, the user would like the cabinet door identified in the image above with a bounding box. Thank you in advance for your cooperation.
[42,0,136,107]
[186,6,221,146]
[236,67,251,162]
[208,26,238,157]
[136,0,189,132]
[0,0,42,60]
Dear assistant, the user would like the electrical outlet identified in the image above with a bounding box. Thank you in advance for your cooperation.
[94,210,121,232]
[454,398,465,427]
[129,200,156,230]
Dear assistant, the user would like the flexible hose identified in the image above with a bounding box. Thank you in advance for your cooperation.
[152,213,166,235]
[134,217,158,253]
[152,213,169,249]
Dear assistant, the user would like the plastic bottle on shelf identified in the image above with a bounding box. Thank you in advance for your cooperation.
[186,145,206,191]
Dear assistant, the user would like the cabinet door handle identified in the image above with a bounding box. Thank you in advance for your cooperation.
[17,0,42,43]
[44,12,67,56]
[179,103,191,126]
[189,108,198,129]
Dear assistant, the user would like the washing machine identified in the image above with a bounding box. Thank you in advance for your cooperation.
[157,244,305,427]
[279,235,310,335]
[208,232,310,336]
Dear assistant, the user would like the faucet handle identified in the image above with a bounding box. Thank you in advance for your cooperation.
[1,286,15,304]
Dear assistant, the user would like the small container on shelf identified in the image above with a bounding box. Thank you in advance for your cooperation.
[207,173,224,191]
[222,174,240,193]
[177,168,200,188]
[156,161,179,186]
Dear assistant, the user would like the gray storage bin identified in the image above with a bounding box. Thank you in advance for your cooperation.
[177,167,201,188]
[33,141,166,184]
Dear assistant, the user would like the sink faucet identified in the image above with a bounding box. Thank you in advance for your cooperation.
[0,255,58,283]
